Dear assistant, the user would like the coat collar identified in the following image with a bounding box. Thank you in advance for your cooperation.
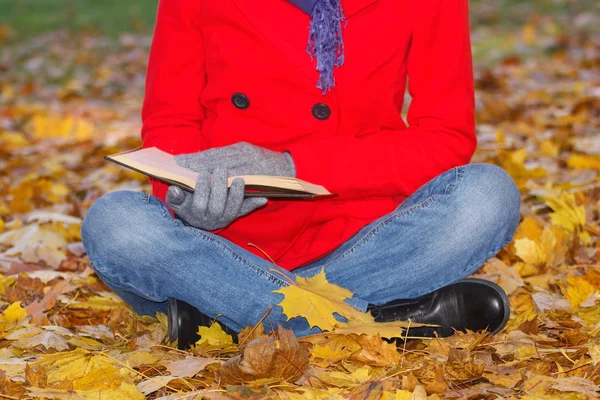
[230,0,379,80]
[285,0,378,17]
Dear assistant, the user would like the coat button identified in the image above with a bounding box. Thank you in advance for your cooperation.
[231,93,250,109]
[312,103,331,120]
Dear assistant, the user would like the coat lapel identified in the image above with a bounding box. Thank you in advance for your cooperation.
[231,0,317,77]
[230,0,379,79]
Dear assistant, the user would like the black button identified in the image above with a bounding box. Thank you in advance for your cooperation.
[312,103,331,120]
[231,93,250,109]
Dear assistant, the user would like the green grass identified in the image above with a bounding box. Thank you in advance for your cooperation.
[0,0,596,44]
[0,0,158,41]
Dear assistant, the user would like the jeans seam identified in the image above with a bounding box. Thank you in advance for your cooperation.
[180,224,292,288]
[150,195,292,287]
[445,166,465,195]
[325,194,440,264]
[90,260,165,303]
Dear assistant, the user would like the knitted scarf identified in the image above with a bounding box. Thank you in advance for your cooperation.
[288,0,346,94]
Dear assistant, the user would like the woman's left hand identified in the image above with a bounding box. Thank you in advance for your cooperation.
[174,142,296,178]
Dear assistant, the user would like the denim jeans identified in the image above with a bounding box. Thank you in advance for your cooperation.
[81,163,520,337]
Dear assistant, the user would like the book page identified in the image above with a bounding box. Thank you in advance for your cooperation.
[109,148,199,190]
[107,147,332,196]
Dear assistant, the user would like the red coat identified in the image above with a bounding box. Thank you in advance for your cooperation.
[141,0,476,271]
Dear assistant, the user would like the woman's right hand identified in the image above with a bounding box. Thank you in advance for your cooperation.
[165,167,267,231]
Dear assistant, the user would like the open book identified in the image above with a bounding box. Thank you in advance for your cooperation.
[105,147,333,199]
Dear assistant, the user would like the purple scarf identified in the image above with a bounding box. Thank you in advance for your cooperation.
[288,0,346,94]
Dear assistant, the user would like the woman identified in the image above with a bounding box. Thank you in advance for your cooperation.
[82,0,521,349]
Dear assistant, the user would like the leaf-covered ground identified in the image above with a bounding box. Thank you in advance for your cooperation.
[0,2,599,399]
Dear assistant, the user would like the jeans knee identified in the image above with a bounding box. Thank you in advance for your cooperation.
[481,164,520,231]
[81,191,150,272]
[456,164,521,243]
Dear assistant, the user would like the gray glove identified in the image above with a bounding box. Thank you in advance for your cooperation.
[175,142,296,178]
[166,167,267,231]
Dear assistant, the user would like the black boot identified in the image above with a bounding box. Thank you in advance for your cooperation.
[167,298,239,350]
[368,278,510,338]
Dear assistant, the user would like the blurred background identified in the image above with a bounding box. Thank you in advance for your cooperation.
[0,3,599,399]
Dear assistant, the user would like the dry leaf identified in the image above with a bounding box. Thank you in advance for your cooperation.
[196,322,234,346]
[275,269,372,331]
[219,325,308,384]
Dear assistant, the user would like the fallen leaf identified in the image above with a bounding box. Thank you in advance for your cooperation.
[274,269,370,330]
[25,279,78,325]
[564,276,596,309]
[196,322,234,347]
[219,325,309,384]
[27,382,144,400]
[166,356,220,378]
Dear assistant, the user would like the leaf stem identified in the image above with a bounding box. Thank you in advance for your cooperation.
[237,305,272,349]
[274,349,313,387]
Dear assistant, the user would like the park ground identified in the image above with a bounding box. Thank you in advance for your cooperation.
[0,0,599,399]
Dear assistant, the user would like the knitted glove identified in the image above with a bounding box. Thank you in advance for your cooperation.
[166,167,267,231]
[175,142,296,178]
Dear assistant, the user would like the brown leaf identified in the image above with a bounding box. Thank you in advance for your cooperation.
[107,306,135,336]
[25,363,48,387]
[424,366,448,394]
[5,261,44,275]
[25,279,78,325]
[348,335,401,367]
[5,275,45,305]
[401,372,420,392]
[310,334,361,364]
[0,369,27,399]
[238,321,269,350]
[219,325,308,385]
[348,380,384,400]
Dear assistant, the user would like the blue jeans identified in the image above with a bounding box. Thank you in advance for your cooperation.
[81,163,520,337]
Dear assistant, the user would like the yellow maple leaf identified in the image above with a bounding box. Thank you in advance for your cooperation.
[545,192,591,245]
[27,383,144,400]
[567,154,600,170]
[539,140,559,157]
[565,276,596,309]
[320,365,372,387]
[514,238,545,265]
[29,113,94,141]
[504,292,538,332]
[196,322,234,346]
[516,345,538,360]
[514,226,561,268]
[274,269,372,331]
[577,306,600,333]
[333,320,421,339]
[275,269,412,336]
[310,335,361,363]
[2,302,27,325]
[381,390,412,400]
[68,296,125,311]
[32,348,121,387]
[0,301,28,333]
[0,131,28,149]
[515,217,543,241]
